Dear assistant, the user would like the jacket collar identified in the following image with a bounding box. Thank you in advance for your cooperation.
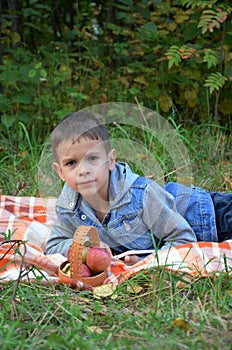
[109,162,138,208]
[56,183,79,210]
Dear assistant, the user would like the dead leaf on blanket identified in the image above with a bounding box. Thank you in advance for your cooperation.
[171,317,191,333]
[93,284,117,299]
[127,284,143,294]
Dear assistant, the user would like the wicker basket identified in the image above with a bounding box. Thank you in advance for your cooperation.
[58,226,109,287]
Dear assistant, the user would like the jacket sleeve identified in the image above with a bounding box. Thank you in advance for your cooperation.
[44,216,76,257]
[142,181,197,250]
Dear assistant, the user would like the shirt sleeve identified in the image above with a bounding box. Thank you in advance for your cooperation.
[142,181,197,250]
[44,216,75,257]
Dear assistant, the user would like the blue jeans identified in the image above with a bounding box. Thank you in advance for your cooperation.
[209,192,232,242]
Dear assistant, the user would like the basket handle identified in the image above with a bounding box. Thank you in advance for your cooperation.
[69,226,100,281]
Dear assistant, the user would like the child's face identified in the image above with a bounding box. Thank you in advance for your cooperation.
[53,138,116,202]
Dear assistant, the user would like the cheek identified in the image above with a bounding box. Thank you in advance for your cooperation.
[97,162,110,174]
[62,169,75,181]
[93,167,107,181]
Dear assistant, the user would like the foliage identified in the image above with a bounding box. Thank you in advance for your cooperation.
[0,3,231,346]
[0,0,231,140]
[204,72,228,94]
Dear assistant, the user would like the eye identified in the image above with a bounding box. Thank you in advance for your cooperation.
[88,155,98,161]
[66,160,76,166]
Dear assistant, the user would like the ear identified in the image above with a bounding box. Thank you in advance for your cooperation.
[53,162,66,181]
[108,148,116,171]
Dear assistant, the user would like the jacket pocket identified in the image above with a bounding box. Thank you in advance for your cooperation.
[108,214,154,250]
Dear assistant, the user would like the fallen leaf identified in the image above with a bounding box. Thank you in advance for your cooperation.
[93,284,117,298]
[225,176,232,190]
[176,275,193,288]
[78,297,93,305]
[171,317,191,333]
[127,284,143,294]
[88,326,103,334]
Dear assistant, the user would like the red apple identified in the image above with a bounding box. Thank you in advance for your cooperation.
[67,247,71,262]
[82,246,90,264]
[86,246,111,274]
[82,263,92,277]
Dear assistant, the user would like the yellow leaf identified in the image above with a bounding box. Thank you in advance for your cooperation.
[17,151,27,157]
[132,50,144,57]
[92,58,104,68]
[104,35,113,43]
[168,22,177,32]
[184,88,199,107]
[158,30,169,36]
[225,176,232,190]
[158,95,172,113]
[131,44,145,56]
[90,77,100,90]
[133,76,148,85]
[174,15,189,24]
[78,297,93,304]
[174,10,190,24]
[88,326,103,334]
[117,76,130,88]
[171,317,191,333]
[93,284,117,298]
[12,32,21,45]
[127,284,143,294]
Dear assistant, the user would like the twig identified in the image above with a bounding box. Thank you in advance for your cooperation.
[146,164,190,181]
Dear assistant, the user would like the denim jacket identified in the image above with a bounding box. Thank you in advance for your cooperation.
[45,162,217,257]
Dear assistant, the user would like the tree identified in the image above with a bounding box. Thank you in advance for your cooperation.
[0,0,231,129]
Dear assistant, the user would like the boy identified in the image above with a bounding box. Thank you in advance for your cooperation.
[45,112,232,265]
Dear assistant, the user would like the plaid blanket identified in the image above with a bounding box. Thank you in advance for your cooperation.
[0,194,231,287]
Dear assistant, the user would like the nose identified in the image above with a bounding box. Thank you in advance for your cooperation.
[77,160,90,176]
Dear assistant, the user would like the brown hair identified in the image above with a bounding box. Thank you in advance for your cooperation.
[50,112,111,161]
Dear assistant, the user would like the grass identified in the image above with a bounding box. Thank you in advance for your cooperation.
[109,118,231,191]
[0,270,232,349]
[0,116,231,196]
[189,123,232,191]
[0,116,232,349]
[0,122,43,197]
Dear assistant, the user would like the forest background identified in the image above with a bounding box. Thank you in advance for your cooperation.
[0,0,232,195]
[1,2,232,349]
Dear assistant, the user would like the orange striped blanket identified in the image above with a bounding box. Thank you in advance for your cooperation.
[0,194,231,287]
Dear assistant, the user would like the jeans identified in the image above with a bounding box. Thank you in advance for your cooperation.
[209,192,232,242]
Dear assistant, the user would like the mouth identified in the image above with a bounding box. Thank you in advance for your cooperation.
[78,179,95,186]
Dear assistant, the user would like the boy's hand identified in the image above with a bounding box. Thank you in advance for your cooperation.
[111,254,140,266]
[123,254,140,265]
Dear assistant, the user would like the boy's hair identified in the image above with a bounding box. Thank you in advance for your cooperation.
[50,112,111,162]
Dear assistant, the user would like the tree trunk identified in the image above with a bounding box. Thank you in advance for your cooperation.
[106,0,116,72]
[8,0,21,50]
